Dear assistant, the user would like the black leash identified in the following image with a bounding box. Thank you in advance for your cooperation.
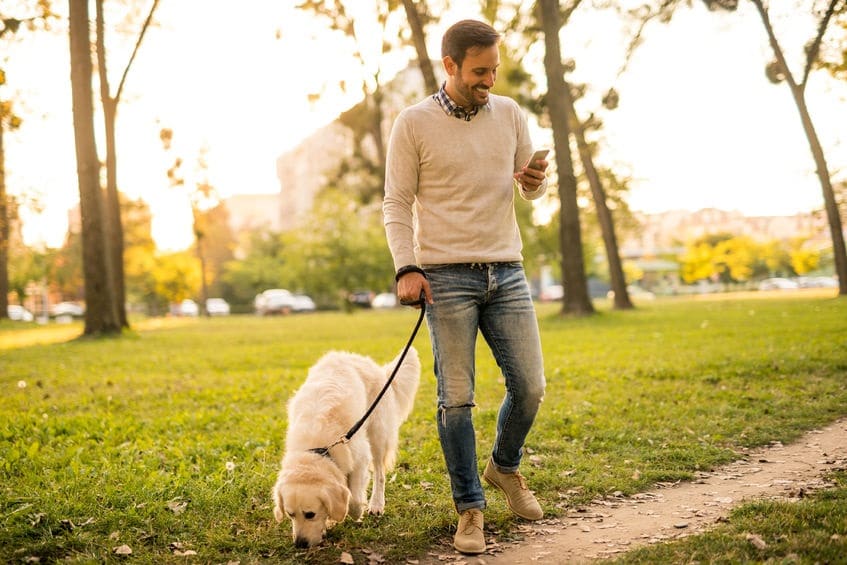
[308,291,426,457]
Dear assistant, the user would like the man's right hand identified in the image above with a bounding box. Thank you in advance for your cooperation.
[397,272,433,308]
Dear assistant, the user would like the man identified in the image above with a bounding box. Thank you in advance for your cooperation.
[382,19,549,555]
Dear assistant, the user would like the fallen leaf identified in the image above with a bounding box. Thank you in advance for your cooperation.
[746,533,767,549]
[339,551,355,564]
[113,545,132,556]
[174,550,198,556]
[167,501,188,515]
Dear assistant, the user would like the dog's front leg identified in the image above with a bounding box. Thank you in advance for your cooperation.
[346,465,369,521]
[368,459,386,515]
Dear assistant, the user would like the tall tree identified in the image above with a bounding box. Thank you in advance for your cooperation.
[298,0,407,203]
[567,101,633,308]
[538,0,594,315]
[747,0,847,295]
[69,0,120,334]
[0,83,13,320]
[0,4,55,319]
[401,0,439,93]
[95,0,160,327]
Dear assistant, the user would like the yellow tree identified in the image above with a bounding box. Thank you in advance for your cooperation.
[788,236,821,275]
[714,236,757,282]
[680,242,718,284]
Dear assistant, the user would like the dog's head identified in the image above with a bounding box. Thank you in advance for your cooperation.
[271,456,349,548]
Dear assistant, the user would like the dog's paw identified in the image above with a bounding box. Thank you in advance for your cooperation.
[348,501,365,522]
[368,493,385,515]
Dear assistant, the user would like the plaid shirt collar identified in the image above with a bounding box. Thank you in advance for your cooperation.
[432,82,489,121]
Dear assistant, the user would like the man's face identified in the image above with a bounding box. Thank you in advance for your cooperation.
[444,43,500,109]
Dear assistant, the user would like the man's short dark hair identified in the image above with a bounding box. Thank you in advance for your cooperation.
[441,20,500,68]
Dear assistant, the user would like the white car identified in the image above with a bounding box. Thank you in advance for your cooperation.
[758,277,798,291]
[371,293,397,309]
[205,298,231,316]
[8,305,35,322]
[292,294,317,312]
[179,299,200,316]
[51,302,85,318]
[255,289,296,315]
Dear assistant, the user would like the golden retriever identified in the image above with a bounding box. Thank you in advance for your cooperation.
[271,347,420,548]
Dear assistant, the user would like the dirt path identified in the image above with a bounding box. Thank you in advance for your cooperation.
[419,418,847,564]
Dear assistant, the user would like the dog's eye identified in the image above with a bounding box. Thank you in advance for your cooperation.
[304,511,316,520]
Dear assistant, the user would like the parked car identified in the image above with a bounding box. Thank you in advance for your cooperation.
[539,284,563,302]
[607,285,656,301]
[758,277,798,291]
[178,299,200,316]
[371,292,398,309]
[255,289,297,315]
[795,276,838,288]
[205,298,231,316]
[7,305,34,322]
[292,294,317,312]
[50,302,85,318]
[348,290,375,308]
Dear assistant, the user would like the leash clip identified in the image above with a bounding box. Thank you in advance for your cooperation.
[308,435,349,458]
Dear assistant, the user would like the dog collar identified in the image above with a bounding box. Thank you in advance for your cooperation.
[307,447,331,458]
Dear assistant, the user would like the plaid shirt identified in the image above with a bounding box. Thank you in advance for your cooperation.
[432,82,489,121]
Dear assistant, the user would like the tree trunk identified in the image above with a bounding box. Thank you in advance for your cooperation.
[69,0,120,335]
[97,50,127,327]
[402,0,439,93]
[751,0,847,296]
[94,0,159,327]
[566,92,633,309]
[539,0,594,316]
[0,115,8,318]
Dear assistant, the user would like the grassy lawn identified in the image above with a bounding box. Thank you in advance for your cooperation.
[1,290,845,563]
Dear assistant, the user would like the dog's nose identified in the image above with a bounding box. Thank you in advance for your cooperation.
[294,537,310,549]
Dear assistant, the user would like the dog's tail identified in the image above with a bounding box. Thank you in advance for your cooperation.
[384,346,421,422]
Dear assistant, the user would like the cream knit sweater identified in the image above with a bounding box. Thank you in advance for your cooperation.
[383,93,547,271]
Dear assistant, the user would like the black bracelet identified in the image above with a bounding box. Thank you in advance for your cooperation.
[395,265,427,282]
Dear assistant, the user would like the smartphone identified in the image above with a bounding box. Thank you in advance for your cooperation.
[525,149,550,170]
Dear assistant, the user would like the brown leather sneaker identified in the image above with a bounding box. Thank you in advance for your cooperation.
[483,458,543,520]
[453,508,485,554]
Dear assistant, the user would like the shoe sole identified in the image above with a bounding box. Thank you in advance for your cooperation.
[453,541,486,555]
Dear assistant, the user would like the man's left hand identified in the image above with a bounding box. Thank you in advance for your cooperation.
[515,160,548,191]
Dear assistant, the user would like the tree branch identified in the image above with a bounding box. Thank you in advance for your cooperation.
[800,0,841,91]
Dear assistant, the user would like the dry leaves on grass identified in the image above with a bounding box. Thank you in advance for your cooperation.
[112,544,132,556]
[167,500,188,515]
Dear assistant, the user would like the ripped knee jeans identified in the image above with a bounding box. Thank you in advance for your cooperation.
[424,263,546,512]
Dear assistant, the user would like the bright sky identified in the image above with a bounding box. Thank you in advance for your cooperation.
[3,1,845,251]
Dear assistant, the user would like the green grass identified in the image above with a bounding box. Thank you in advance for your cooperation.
[1,290,846,563]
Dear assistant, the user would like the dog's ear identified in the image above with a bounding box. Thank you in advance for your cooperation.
[321,483,349,523]
[271,481,285,523]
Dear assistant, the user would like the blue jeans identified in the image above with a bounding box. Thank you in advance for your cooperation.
[423,262,546,512]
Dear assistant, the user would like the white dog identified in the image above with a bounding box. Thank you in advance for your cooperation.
[272,347,420,548]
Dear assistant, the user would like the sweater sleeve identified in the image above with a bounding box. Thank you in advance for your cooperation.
[383,110,419,270]
[513,104,548,201]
